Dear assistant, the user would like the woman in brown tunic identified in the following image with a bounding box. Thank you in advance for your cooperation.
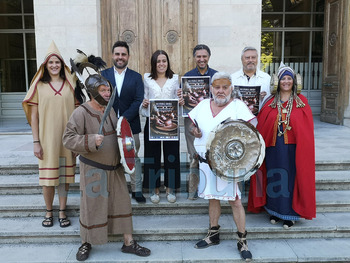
[22,41,78,228]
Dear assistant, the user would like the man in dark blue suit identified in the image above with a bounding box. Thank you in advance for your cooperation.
[101,41,146,203]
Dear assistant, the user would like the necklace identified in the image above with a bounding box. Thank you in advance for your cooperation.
[277,94,293,136]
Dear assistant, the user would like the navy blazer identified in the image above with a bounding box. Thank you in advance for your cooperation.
[101,67,144,134]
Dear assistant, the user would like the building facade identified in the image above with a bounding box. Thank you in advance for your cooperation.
[0,0,349,126]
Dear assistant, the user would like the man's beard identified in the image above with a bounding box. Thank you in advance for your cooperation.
[213,93,231,106]
[113,59,128,69]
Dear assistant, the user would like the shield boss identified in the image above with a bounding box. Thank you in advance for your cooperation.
[205,118,265,182]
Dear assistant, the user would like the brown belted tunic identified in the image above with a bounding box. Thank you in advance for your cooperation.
[63,103,132,245]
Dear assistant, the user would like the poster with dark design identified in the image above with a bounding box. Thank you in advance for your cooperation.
[234,85,261,116]
[149,99,179,141]
[181,76,210,117]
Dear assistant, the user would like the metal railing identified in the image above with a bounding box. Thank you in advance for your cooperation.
[263,61,323,91]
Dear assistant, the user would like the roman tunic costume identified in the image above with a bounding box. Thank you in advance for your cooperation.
[63,104,133,244]
[248,93,316,220]
[141,73,181,190]
[22,41,78,186]
[188,98,255,200]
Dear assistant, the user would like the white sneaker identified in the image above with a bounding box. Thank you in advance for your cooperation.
[166,193,176,203]
[150,193,160,204]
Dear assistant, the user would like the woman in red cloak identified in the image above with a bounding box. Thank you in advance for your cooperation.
[248,63,316,229]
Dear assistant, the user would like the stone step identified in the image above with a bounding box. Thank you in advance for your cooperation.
[1,170,349,195]
[1,238,350,263]
[1,159,350,175]
[0,212,349,244]
[0,190,349,218]
[316,170,350,190]
[0,173,189,195]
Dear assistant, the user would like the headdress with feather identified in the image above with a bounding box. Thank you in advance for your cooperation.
[70,49,107,104]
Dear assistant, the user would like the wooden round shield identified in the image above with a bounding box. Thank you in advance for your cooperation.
[116,116,135,174]
[205,118,265,182]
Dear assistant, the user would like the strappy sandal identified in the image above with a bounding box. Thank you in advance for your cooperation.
[42,209,53,227]
[76,242,91,261]
[58,209,71,228]
[121,240,151,257]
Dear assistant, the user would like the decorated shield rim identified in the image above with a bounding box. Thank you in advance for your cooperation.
[206,118,265,182]
[116,116,135,175]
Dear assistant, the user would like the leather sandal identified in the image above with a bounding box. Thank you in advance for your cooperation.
[58,209,71,228]
[42,209,53,227]
[76,242,91,261]
[121,240,151,257]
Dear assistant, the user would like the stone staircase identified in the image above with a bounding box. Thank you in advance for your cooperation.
[0,160,350,262]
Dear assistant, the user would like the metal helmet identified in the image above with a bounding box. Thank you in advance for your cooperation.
[85,74,111,106]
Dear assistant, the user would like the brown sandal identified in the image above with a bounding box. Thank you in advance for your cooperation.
[121,240,151,257]
[42,209,53,227]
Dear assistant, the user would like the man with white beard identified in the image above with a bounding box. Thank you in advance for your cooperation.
[188,72,256,261]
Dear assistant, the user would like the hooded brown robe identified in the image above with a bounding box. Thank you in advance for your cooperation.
[63,103,133,244]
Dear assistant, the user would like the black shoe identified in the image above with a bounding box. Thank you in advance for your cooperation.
[132,192,146,203]
[195,225,220,249]
[283,220,295,229]
[237,231,252,262]
[270,215,280,225]
[76,242,91,261]
[121,240,151,257]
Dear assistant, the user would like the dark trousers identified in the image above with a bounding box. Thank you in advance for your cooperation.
[142,118,181,190]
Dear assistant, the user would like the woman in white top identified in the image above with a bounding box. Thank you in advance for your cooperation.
[141,50,183,204]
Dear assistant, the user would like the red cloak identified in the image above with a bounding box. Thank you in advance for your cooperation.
[248,94,316,220]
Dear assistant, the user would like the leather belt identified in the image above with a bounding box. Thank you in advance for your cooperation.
[79,155,122,171]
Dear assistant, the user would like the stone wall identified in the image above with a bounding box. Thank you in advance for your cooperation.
[33,0,262,73]
[34,0,101,66]
[198,0,262,73]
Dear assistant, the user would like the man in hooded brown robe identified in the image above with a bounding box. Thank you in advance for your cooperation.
[63,74,150,261]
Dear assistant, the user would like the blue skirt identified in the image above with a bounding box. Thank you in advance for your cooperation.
[264,133,300,221]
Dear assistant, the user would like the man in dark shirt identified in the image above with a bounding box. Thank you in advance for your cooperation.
[179,44,217,200]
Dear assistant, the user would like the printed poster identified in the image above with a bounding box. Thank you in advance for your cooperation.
[234,85,261,116]
[149,99,179,141]
[181,76,210,117]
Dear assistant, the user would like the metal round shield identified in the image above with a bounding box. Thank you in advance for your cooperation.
[116,116,135,174]
[205,118,265,182]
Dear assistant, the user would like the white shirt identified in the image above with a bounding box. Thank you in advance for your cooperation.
[231,69,271,107]
[140,73,179,117]
[113,67,127,96]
